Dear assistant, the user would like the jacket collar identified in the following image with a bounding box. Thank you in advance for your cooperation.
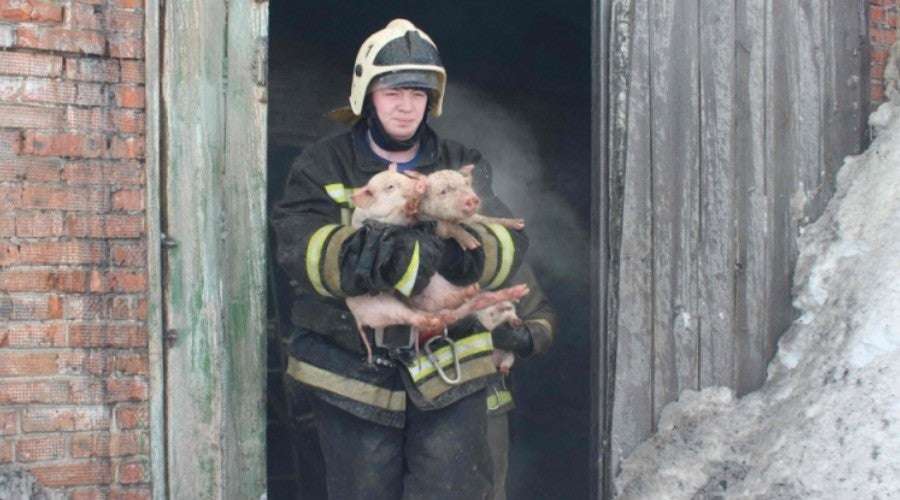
[351,121,440,173]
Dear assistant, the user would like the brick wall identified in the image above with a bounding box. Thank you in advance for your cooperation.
[0,0,149,498]
[870,0,899,108]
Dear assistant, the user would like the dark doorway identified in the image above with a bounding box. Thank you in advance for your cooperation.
[266,2,592,499]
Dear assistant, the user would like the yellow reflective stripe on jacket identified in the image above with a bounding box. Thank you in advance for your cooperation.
[418,356,496,401]
[393,241,420,297]
[469,224,498,289]
[486,389,513,411]
[286,357,407,412]
[306,224,340,298]
[322,226,355,296]
[325,183,349,204]
[486,223,515,289]
[405,332,493,382]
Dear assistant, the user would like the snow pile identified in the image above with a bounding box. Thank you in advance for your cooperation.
[614,99,900,498]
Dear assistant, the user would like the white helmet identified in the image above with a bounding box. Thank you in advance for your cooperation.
[348,19,447,118]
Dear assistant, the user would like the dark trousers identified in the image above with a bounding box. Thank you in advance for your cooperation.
[311,390,493,500]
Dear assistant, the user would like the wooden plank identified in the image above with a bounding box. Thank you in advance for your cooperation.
[733,0,770,395]
[649,0,701,420]
[143,0,166,498]
[698,0,737,389]
[221,0,268,498]
[610,0,654,473]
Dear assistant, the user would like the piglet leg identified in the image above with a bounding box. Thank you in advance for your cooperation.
[410,273,480,312]
[469,214,525,231]
[437,220,481,250]
[437,284,530,327]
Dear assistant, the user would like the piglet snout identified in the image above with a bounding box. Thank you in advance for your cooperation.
[463,195,480,215]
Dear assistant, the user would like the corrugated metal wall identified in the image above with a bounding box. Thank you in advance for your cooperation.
[606,0,868,475]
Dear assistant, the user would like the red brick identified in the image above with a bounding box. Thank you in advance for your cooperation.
[111,188,143,211]
[72,1,104,30]
[872,84,886,103]
[112,84,144,109]
[109,9,143,33]
[24,162,63,182]
[65,214,145,238]
[69,323,146,348]
[111,353,147,376]
[0,156,61,182]
[0,269,55,291]
[0,410,17,435]
[0,0,64,23]
[871,27,898,46]
[2,293,58,320]
[0,212,14,236]
[16,26,106,55]
[0,351,60,375]
[72,430,146,458]
[29,461,113,487]
[18,240,106,265]
[70,489,106,500]
[18,79,106,106]
[15,210,65,237]
[105,378,148,402]
[67,106,112,131]
[0,241,21,266]
[107,136,144,159]
[0,380,70,404]
[22,406,110,432]
[119,61,144,84]
[0,440,12,463]
[112,0,143,10]
[0,103,63,128]
[63,295,110,320]
[16,434,66,462]
[66,57,121,83]
[110,296,146,320]
[117,459,146,484]
[21,184,109,211]
[111,109,144,134]
[110,241,144,267]
[0,183,22,206]
[109,487,151,500]
[108,35,142,59]
[0,322,66,348]
[0,51,63,77]
[22,131,107,158]
[114,404,147,430]
[62,161,143,186]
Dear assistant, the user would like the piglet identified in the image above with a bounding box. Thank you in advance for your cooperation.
[413,165,525,250]
[475,301,522,375]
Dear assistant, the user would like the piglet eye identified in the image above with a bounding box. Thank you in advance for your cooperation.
[440,189,447,195]
[386,185,395,191]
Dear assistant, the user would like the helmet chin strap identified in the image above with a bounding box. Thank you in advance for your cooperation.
[363,97,430,152]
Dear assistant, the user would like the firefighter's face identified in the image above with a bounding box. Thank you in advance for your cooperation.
[370,87,428,141]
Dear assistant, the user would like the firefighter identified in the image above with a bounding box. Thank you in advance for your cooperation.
[272,19,528,499]
[484,265,557,500]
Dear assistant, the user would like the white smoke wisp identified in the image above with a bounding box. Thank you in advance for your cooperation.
[434,83,588,285]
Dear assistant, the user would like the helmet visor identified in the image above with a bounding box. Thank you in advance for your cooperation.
[369,70,440,93]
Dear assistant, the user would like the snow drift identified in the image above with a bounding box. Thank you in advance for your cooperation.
[614,91,900,498]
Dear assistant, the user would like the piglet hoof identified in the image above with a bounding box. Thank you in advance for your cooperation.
[463,284,480,299]
[509,318,524,328]
[498,284,530,302]
[510,219,525,230]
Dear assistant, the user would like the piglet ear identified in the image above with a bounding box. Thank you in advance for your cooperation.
[388,163,399,172]
[459,164,475,178]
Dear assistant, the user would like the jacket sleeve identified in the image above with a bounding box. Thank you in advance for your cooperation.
[453,150,529,290]
[271,148,440,299]
[512,264,556,356]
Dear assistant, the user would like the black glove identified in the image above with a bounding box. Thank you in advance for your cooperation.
[340,220,444,296]
[491,322,534,357]
[437,226,485,286]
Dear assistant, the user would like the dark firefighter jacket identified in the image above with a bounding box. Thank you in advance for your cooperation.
[486,264,557,416]
[272,122,529,428]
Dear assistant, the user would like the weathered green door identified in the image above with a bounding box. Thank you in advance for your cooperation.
[160,1,268,497]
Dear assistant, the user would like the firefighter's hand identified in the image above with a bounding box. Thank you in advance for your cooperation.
[491,323,534,357]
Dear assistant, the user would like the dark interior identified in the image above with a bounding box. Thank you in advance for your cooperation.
[265,2,592,498]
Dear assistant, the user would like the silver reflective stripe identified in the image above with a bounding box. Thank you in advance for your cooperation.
[286,357,406,412]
